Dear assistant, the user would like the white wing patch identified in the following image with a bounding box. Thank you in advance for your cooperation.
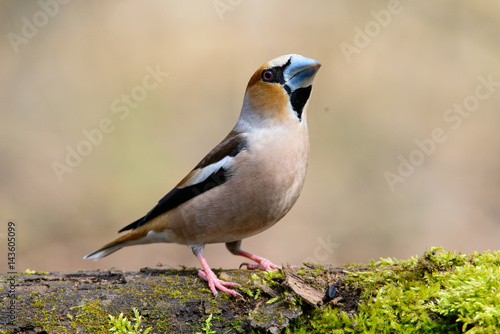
[179,155,233,188]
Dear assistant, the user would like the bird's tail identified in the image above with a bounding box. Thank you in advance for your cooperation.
[83,217,174,261]
[83,241,124,260]
[83,228,149,261]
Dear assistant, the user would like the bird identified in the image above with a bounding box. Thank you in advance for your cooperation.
[84,54,321,297]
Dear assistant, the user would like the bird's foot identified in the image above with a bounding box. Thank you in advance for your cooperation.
[239,261,280,271]
[198,270,242,298]
[239,254,281,271]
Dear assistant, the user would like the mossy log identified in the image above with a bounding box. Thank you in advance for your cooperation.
[2,248,500,333]
[0,266,353,334]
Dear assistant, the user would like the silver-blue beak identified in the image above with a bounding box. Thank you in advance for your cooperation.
[284,55,322,91]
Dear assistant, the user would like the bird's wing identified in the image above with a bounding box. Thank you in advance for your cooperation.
[118,131,247,232]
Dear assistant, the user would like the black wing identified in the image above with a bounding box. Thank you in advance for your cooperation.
[118,131,247,233]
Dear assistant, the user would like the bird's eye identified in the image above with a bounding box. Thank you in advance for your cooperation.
[262,70,274,82]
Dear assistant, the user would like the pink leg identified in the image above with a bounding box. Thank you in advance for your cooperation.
[196,252,241,297]
[237,250,281,271]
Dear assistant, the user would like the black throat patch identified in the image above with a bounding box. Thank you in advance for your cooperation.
[288,85,312,121]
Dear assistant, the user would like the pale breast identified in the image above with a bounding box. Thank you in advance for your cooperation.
[169,124,310,245]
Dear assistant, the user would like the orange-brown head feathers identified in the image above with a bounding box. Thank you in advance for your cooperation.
[238,54,321,128]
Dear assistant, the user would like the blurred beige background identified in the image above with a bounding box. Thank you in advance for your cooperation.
[1,1,500,273]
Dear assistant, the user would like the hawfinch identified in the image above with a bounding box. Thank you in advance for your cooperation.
[84,54,321,297]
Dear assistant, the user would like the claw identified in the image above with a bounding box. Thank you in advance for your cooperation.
[198,270,242,298]
[195,251,242,297]
[239,262,251,269]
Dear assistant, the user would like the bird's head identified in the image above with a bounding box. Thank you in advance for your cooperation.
[238,54,321,128]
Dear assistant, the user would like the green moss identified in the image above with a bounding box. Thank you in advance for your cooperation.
[108,308,152,334]
[24,268,49,275]
[68,299,110,333]
[227,316,245,333]
[261,269,286,285]
[28,291,69,333]
[289,248,500,333]
[195,313,216,334]
[151,275,197,300]
[430,252,500,333]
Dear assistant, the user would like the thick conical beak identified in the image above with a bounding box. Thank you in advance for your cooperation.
[284,55,322,91]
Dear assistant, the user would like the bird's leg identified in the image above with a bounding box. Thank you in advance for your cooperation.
[226,241,280,271]
[193,246,241,297]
